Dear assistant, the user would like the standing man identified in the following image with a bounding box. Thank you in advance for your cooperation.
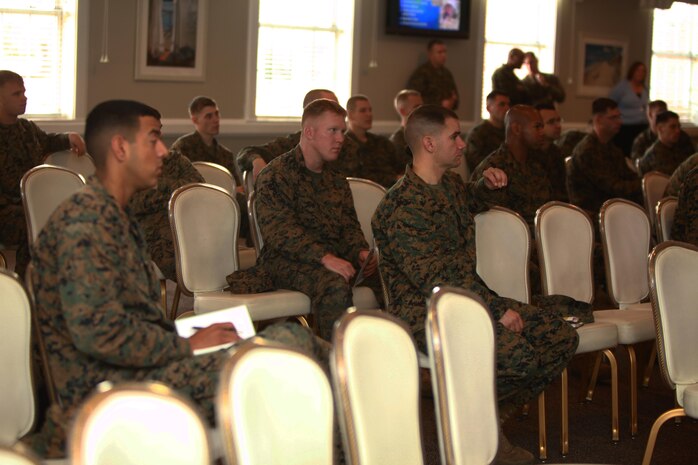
[390,89,423,166]
[372,104,577,465]
[521,52,565,107]
[407,39,459,110]
[345,94,403,188]
[492,48,528,106]
[464,90,509,173]
[255,99,377,340]
[534,103,568,201]
[637,110,694,176]
[0,70,85,276]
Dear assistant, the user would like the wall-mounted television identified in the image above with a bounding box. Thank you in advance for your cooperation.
[386,0,470,39]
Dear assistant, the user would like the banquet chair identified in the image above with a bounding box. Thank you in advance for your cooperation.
[68,382,211,465]
[642,241,698,465]
[0,251,6,269]
[169,183,310,324]
[655,196,678,242]
[535,201,620,455]
[641,171,670,234]
[44,150,96,177]
[331,310,424,465]
[217,340,334,465]
[191,161,237,195]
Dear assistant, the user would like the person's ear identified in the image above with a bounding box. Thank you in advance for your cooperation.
[110,134,128,162]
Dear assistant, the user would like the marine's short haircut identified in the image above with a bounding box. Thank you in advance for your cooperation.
[394,89,422,110]
[534,103,556,112]
[346,94,369,113]
[302,89,336,108]
[427,39,444,51]
[188,96,217,116]
[648,100,668,113]
[592,98,618,116]
[655,110,679,125]
[486,90,509,104]
[301,98,347,126]
[404,104,458,154]
[0,70,23,87]
[85,100,161,169]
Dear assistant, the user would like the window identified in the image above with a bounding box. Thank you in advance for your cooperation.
[252,0,355,119]
[480,0,558,118]
[0,0,78,119]
[650,2,698,123]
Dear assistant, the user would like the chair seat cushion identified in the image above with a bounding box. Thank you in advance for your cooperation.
[683,384,698,419]
[575,321,618,354]
[618,302,651,311]
[352,286,380,310]
[194,289,310,321]
[593,309,656,344]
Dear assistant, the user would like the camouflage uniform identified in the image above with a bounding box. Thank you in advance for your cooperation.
[372,167,578,409]
[567,132,642,217]
[406,63,459,109]
[0,119,70,275]
[464,120,505,174]
[26,176,326,458]
[389,126,412,167]
[555,129,588,159]
[533,143,568,202]
[631,127,694,160]
[255,146,375,340]
[671,166,698,247]
[637,139,694,177]
[521,73,565,106]
[665,152,698,197]
[491,64,528,105]
[129,149,204,281]
[345,130,404,188]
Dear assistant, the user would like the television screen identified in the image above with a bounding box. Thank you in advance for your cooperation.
[386,0,470,39]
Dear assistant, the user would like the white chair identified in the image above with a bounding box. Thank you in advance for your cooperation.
[20,164,85,243]
[643,241,698,465]
[656,196,678,242]
[331,310,424,465]
[169,183,311,323]
[0,446,43,465]
[641,171,670,234]
[68,382,211,465]
[0,251,6,269]
[191,161,237,196]
[217,340,334,465]
[535,201,620,456]
[44,150,96,177]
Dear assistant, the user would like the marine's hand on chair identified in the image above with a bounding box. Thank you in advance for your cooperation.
[188,322,241,351]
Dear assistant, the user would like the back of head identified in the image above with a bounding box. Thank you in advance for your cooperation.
[302,89,337,108]
[188,96,216,116]
[0,70,23,88]
[346,94,369,113]
[648,100,668,114]
[394,89,421,111]
[655,110,679,126]
[405,104,457,155]
[592,97,618,116]
[534,103,556,112]
[85,100,161,169]
[301,98,346,127]
[486,90,508,104]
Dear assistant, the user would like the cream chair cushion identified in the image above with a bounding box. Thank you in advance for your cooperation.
[191,161,236,195]
[347,177,386,246]
[44,150,96,177]
[641,171,670,231]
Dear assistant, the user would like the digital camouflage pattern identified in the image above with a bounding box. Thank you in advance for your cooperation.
[389,126,413,167]
[170,131,242,185]
[631,127,694,160]
[491,64,528,105]
[521,73,565,106]
[671,167,698,247]
[665,152,698,197]
[533,142,568,202]
[255,146,372,339]
[637,139,694,176]
[372,167,578,408]
[406,62,459,109]
[26,176,326,457]
[464,120,505,173]
[567,132,642,217]
[345,130,404,188]
[129,149,204,281]
[555,129,588,159]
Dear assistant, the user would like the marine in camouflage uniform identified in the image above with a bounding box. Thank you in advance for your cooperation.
[630,126,694,160]
[464,120,505,174]
[406,62,459,109]
[492,63,528,106]
[671,166,698,247]
[389,126,412,167]
[521,73,565,107]
[345,130,403,189]
[637,138,694,177]
[372,166,578,409]
[129,149,204,282]
[665,152,698,197]
[555,129,588,159]
[26,176,327,458]
[533,141,568,202]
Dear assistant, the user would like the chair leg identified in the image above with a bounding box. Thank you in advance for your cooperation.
[159,279,167,317]
[603,349,620,442]
[627,345,639,437]
[585,351,604,401]
[169,286,181,321]
[561,367,569,456]
[641,408,685,465]
[643,343,657,387]
[537,391,547,460]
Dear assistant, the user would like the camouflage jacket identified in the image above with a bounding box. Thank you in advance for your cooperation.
[346,130,404,188]
[406,62,459,109]
[532,143,568,202]
[665,152,698,197]
[522,73,565,106]
[255,145,368,268]
[170,131,242,185]
[555,129,588,159]
[389,126,412,167]
[631,128,694,160]
[671,166,698,247]
[637,139,694,177]
[492,64,528,105]
[464,120,505,173]
[129,150,204,281]
[567,133,642,216]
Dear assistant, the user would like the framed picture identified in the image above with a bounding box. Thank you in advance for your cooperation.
[577,36,627,97]
[135,0,207,81]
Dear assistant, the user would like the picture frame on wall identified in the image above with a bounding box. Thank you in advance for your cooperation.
[135,0,207,81]
[577,36,627,97]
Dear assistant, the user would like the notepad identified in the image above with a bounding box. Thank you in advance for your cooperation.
[175,305,256,355]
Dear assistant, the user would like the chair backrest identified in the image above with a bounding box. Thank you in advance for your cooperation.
[648,241,698,404]
[535,201,594,303]
[475,206,531,304]
[656,196,678,243]
[69,382,211,465]
[331,310,424,465]
[427,287,498,465]
[169,183,239,295]
[0,269,35,445]
[599,198,651,307]
[0,446,42,465]
[217,341,334,465]
[347,177,387,245]
[191,161,237,196]
[248,190,263,257]
[642,171,670,232]
[21,164,85,243]
[44,150,96,177]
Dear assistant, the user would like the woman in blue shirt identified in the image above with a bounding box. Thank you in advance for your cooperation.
[609,61,649,156]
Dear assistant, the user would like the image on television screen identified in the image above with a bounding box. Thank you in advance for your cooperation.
[387,0,469,39]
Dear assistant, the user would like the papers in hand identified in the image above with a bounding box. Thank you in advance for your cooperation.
[175,305,256,355]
